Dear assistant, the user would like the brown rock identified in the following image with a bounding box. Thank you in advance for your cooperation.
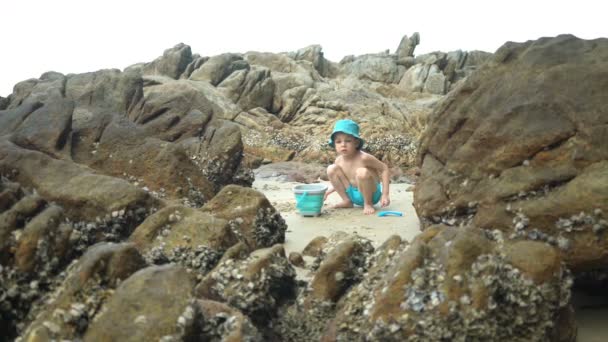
[302,236,328,257]
[201,185,286,250]
[414,35,608,271]
[288,252,305,267]
[84,265,196,342]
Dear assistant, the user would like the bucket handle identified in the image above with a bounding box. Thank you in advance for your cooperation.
[295,191,308,209]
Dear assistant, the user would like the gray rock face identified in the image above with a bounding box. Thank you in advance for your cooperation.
[414,34,608,272]
[340,54,403,83]
[218,65,276,111]
[396,32,420,59]
[286,44,331,77]
[143,43,193,79]
[189,53,246,85]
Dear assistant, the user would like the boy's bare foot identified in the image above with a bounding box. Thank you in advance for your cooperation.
[363,204,376,215]
[330,200,354,209]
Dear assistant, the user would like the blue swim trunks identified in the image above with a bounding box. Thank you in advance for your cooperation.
[346,183,382,206]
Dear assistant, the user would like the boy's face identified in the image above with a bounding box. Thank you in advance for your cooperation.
[333,133,359,155]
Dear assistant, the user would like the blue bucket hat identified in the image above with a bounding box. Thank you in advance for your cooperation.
[328,119,364,150]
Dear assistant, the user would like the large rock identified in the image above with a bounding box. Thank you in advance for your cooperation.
[286,45,332,77]
[395,32,420,60]
[0,97,73,159]
[196,245,296,325]
[84,264,197,341]
[218,65,275,111]
[6,72,65,110]
[320,226,573,341]
[201,185,287,250]
[142,43,193,79]
[189,53,247,86]
[414,34,608,271]
[20,243,146,341]
[340,54,403,83]
[0,140,159,221]
[129,205,238,272]
[66,68,143,114]
[130,78,241,122]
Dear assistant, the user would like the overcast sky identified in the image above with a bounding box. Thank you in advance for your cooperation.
[1,0,606,97]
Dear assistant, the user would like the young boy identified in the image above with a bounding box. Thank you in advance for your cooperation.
[324,119,390,215]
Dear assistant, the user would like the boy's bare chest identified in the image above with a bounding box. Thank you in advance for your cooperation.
[338,158,366,182]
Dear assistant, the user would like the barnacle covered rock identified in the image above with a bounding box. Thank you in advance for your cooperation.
[320,225,574,341]
[201,185,287,250]
[414,35,608,272]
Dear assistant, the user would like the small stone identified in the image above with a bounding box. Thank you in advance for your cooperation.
[135,315,147,324]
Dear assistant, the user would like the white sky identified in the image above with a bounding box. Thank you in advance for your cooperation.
[1,0,606,97]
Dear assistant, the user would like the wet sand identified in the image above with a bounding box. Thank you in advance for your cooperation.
[253,179,422,254]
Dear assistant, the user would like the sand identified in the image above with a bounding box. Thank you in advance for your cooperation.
[252,179,422,255]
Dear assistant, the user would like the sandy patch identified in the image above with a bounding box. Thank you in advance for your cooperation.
[253,179,422,255]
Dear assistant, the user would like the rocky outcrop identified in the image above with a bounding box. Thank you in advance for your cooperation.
[319,226,573,341]
[269,226,572,341]
[196,244,296,325]
[396,32,420,61]
[20,243,146,341]
[84,264,197,341]
[142,43,193,79]
[201,185,287,250]
[414,34,608,272]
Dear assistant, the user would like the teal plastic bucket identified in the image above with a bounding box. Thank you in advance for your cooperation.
[293,183,328,217]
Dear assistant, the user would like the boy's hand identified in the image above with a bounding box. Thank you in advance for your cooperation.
[381,194,390,207]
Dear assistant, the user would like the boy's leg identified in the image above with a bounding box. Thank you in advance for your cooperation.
[355,167,377,215]
[326,164,353,208]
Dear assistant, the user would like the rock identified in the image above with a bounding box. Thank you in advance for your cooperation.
[302,236,329,257]
[189,53,246,86]
[142,43,193,79]
[0,191,46,261]
[286,45,331,77]
[21,243,146,341]
[129,205,238,272]
[415,34,608,272]
[340,54,402,83]
[181,119,250,191]
[130,78,240,122]
[195,299,263,341]
[196,245,296,325]
[66,68,144,114]
[84,264,196,341]
[180,55,209,79]
[1,97,73,159]
[422,65,447,95]
[0,140,159,221]
[218,65,275,111]
[201,185,286,250]
[288,252,305,268]
[6,72,66,110]
[254,161,326,183]
[308,235,374,303]
[87,115,216,204]
[14,205,70,273]
[399,63,430,92]
[321,226,573,341]
[395,32,420,59]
